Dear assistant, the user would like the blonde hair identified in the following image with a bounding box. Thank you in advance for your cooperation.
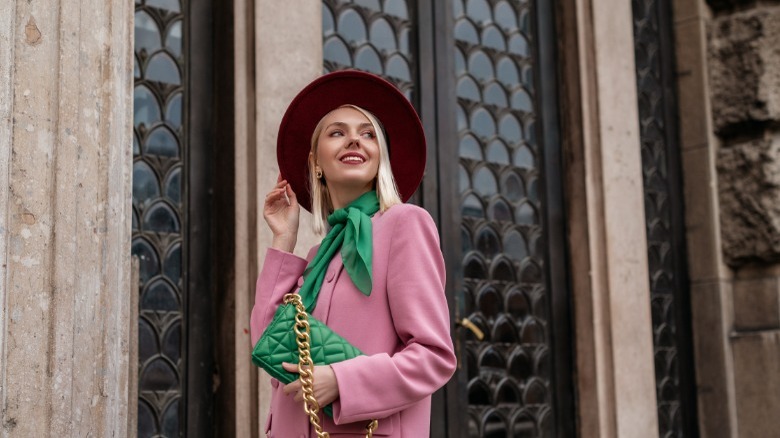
[308,104,401,234]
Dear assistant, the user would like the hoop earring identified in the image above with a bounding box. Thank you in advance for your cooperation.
[315,167,323,179]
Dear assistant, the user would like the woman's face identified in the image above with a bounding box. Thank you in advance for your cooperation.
[315,106,380,194]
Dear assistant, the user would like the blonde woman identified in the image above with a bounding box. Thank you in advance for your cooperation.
[251,70,456,437]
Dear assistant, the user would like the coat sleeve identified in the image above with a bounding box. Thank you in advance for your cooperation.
[249,247,310,345]
[329,207,457,423]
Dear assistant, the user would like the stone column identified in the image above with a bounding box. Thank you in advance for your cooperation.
[252,0,322,434]
[559,0,660,436]
[671,0,739,436]
[0,0,134,436]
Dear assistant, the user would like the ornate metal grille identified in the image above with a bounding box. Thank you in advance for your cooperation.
[133,0,185,435]
[322,0,416,99]
[453,0,553,435]
[632,0,697,436]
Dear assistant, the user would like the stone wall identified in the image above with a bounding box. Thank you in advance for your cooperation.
[701,0,780,436]
[0,0,134,435]
[710,4,780,265]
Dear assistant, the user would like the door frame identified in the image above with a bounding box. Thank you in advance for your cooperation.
[185,0,216,433]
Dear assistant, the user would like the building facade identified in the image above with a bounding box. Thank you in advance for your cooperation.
[1,0,779,436]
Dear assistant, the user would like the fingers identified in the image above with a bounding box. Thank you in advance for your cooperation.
[266,180,297,205]
[282,362,303,400]
[282,362,300,397]
[285,184,297,202]
[283,375,305,402]
[272,178,288,191]
[283,381,299,393]
[265,187,286,203]
[263,191,286,213]
[283,380,301,396]
[282,362,316,402]
[264,187,292,209]
[284,366,338,405]
[268,177,288,198]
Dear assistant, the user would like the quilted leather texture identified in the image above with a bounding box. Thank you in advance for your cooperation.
[252,302,364,417]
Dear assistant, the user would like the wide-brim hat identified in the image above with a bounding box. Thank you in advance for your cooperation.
[277,70,427,212]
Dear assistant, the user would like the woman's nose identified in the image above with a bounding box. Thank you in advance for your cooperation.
[346,132,360,147]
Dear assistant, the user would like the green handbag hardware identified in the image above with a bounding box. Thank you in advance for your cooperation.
[252,293,378,437]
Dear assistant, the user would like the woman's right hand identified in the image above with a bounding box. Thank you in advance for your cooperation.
[263,175,300,253]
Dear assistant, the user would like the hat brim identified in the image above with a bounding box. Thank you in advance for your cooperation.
[277,70,426,212]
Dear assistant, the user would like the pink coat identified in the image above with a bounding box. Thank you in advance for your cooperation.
[250,203,457,437]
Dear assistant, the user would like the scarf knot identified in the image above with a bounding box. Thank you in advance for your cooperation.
[299,191,380,312]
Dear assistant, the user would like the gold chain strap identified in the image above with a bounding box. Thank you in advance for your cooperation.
[284,294,379,438]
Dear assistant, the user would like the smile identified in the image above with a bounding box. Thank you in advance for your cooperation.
[340,154,366,164]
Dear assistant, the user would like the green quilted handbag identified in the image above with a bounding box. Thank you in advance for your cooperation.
[251,293,366,420]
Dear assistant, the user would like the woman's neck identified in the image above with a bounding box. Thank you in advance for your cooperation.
[329,184,373,210]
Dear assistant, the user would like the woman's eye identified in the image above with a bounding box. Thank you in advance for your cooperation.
[330,130,343,137]
[361,131,375,139]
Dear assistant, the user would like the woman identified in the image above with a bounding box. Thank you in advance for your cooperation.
[250,70,456,437]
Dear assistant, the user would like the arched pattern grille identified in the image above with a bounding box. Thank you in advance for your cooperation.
[632,0,697,436]
[454,0,553,436]
[133,0,184,436]
[322,0,416,100]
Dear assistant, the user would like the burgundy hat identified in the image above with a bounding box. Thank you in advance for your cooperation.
[277,70,427,212]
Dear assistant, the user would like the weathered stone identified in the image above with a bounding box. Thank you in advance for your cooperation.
[733,275,780,330]
[690,280,738,437]
[708,6,780,135]
[731,330,780,437]
[0,0,134,435]
[717,132,780,265]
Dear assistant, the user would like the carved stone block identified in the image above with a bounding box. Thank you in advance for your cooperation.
[733,276,780,330]
[708,6,780,135]
[732,331,780,437]
[718,133,780,264]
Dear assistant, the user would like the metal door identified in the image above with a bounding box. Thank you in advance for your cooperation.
[132,0,215,435]
[431,1,575,436]
[321,1,574,436]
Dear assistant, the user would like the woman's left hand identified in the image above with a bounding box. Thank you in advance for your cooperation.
[282,362,340,407]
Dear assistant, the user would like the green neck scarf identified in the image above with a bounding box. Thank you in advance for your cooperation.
[299,190,380,312]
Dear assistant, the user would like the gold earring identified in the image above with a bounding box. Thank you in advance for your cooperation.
[315,167,323,179]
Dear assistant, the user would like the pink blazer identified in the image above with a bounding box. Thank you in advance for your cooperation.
[250,203,457,437]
